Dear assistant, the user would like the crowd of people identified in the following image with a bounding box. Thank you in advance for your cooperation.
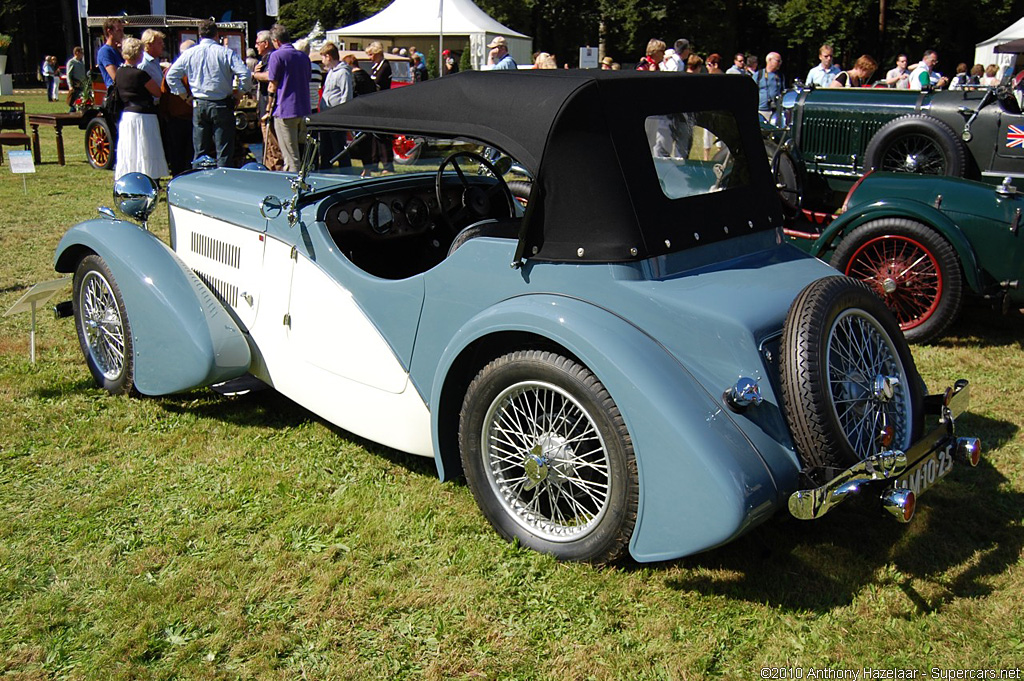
[37,21,1019,181]
[627,37,1012,118]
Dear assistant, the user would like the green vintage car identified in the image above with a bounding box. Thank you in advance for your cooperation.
[786,171,1024,343]
[771,83,1024,215]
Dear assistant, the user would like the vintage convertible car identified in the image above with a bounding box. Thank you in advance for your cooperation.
[53,71,980,563]
[786,171,1024,343]
[771,83,1024,215]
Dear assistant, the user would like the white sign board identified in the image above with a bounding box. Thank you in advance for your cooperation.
[8,150,35,174]
[579,46,599,69]
[4,278,70,364]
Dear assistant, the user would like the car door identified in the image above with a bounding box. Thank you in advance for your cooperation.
[989,106,1024,179]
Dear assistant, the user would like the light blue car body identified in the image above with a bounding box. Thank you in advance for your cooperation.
[55,72,884,562]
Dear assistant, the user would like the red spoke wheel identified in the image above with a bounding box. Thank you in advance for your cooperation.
[830,218,962,344]
[85,116,115,170]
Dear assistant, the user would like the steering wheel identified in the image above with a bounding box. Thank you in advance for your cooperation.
[435,151,516,230]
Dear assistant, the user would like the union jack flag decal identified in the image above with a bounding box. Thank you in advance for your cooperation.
[1007,125,1024,148]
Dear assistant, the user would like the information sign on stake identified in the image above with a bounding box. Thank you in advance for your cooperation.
[3,278,71,363]
[579,46,599,69]
[8,149,35,194]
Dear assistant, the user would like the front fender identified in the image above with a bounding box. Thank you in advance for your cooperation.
[430,294,783,563]
[811,199,983,293]
[54,218,251,395]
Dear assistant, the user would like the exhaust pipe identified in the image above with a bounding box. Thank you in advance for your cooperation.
[954,437,982,467]
[881,487,916,523]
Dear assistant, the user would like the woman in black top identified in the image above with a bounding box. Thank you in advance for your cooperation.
[830,54,878,88]
[114,36,168,179]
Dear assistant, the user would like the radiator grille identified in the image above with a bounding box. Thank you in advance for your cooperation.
[190,232,241,269]
[194,270,238,307]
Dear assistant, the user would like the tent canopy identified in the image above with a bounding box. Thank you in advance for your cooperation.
[326,0,532,70]
[975,17,1024,74]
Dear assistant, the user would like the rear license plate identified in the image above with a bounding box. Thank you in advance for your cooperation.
[894,441,954,497]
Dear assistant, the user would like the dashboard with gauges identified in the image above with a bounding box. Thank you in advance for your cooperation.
[320,179,505,279]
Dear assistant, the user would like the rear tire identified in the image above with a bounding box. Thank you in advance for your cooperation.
[73,255,136,395]
[780,277,923,477]
[830,218,963,344]
[459,350,637,563]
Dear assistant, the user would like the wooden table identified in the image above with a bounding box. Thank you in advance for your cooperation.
[28,112,83,166]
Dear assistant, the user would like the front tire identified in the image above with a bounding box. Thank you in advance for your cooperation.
[863,114,967,177]
[73,255,136,395]
[780,277,924,477]
[830,218,963,344]
[85,116,115,171]
[459,351,638,563]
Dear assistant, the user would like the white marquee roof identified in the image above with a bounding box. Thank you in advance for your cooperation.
[329,0,529,38]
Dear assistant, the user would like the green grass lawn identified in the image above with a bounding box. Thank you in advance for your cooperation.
[2,90,1022,679]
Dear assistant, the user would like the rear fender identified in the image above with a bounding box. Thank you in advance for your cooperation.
[54,218,251,395]
[813,200,983,292]
[430,294,782,563]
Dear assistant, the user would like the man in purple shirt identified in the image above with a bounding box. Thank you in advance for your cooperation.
[267,23,311,172]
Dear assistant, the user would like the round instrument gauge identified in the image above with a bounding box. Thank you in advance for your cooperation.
[336,208,350,224]
[405,196,428,229]
[352,207,364,222]
[368,200,394,234]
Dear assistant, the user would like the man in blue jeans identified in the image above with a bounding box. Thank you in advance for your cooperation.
[165,19,251,167]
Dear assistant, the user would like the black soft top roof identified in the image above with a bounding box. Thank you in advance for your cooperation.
[308,70,782,263]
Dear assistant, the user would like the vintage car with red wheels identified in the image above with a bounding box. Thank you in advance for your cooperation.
[787,171,1024,343]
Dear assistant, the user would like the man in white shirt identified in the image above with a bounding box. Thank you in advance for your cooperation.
[885,54,911,88]
[662,38,690,72]
[909,50,948,91]
[805,44,840,87]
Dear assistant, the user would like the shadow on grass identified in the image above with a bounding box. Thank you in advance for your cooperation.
[156,386,439,478]
[661,411,1020,613]
[931,304,1024,349]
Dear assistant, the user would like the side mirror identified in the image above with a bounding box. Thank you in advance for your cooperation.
[113,172,159,228]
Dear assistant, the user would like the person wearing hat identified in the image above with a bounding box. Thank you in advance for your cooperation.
[443,49,459,75]
[487,36,517,71]
[601,56,615,70]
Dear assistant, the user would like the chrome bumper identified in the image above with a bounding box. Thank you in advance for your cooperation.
[789,380,979,521]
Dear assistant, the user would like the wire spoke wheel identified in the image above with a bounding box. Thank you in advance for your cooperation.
[826,309,914,459]
[878,133,948,174]
[844,234,941,331]
[831,218,963,344]
[459,351,637,563]
[73,255,135,395]
[780,277,924,475]
[78,270,126,380]
[482,380,611,542]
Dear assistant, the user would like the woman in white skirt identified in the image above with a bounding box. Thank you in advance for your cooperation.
[113,37,169,180]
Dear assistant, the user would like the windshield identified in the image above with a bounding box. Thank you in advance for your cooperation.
[645,110,750,199]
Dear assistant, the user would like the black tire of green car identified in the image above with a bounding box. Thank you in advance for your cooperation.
[830,218,964,344]
[73,254,137,395]
[780,277,924,479]
[459,350,638,564]
[85,115,116,171]
[863,114,967,177]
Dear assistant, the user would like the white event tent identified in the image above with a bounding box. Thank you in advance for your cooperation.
[325,0,532,72]
[975,17,1024,78]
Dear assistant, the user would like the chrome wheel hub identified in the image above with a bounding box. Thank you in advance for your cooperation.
[482,381,611,542]
[881,277,898,294]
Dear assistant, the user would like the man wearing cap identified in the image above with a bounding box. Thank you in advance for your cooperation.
[488,37,517,70]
